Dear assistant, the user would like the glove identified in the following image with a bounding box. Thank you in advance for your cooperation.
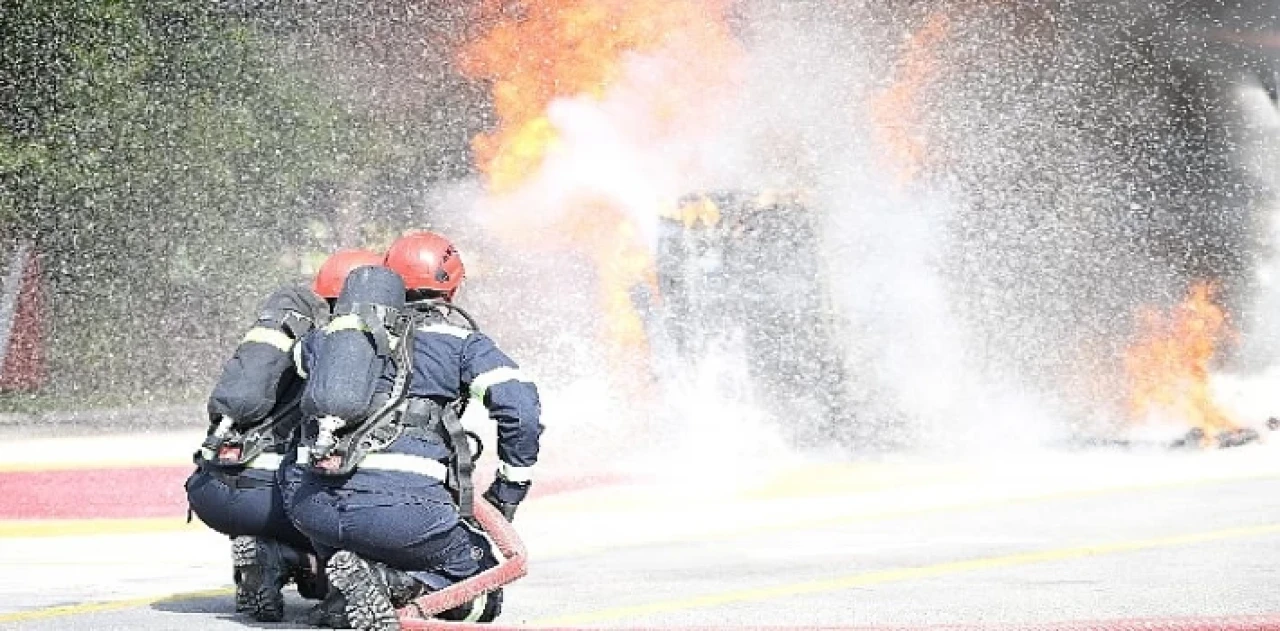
[482,476,531,522]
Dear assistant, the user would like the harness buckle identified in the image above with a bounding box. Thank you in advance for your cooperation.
[314,454,345,473]
[216,444,243,464]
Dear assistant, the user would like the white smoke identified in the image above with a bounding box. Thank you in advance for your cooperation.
[445,13,775,472]
[451,0,1279,470]
[705,3,1073,454]
[1214,82,1280,426]
[452,2,1072,465]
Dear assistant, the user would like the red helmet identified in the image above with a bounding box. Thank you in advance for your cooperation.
[383,230,465,299]
[312,248,383,299]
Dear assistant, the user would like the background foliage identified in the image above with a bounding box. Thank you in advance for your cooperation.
[0,0,489,406]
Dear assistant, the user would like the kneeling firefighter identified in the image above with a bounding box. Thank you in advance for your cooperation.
[289,231,543,631]
[186,248,382,622]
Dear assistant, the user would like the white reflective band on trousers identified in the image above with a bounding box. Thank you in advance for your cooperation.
[296,447,448,482]
[469,366,530,401]
[244,452,285,471]
[499,462,533,483]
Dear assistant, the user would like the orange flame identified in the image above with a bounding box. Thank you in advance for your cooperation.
[459,0,743,376]
[1123,282,1238,435]
[869,12,950,184]
[460,0,741,193]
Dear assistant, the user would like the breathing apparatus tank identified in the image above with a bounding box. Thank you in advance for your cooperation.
[300,265,408,471]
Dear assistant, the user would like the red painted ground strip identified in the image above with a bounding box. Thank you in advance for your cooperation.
[0,466,194,519]
[0,466,626,520]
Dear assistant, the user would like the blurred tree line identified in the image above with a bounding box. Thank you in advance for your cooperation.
[0,0,490,406]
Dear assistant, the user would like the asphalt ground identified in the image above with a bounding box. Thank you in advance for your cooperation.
[1,433,1279,630]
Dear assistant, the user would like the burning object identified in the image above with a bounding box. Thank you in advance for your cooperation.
[869,10,950,185]
[1123,281,1240,446]
[1168,427,1263,450]
[647,190,895,450]
[458,0,744,384]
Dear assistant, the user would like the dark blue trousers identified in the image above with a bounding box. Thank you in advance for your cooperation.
[288,476,492,589]
[186,466,313,552]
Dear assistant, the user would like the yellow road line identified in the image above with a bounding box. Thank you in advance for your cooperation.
[2,472,1275,545]
[538,472,1280,561]
[745,462,974,500]
[6,521,1280,625]
[534,522,1280,626]
[0,518,201,538]
[0,587,232,624]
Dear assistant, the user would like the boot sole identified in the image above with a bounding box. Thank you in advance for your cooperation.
[327,551,400,631]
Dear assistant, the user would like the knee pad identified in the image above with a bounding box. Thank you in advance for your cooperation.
[461,521,501,573]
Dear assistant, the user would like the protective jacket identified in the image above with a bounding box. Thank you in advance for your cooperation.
[296,305,542,502]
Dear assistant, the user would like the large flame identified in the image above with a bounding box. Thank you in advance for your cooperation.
[459,0,743,373]
[1123,282,1238,435]
[460,0,742,193]
[869,11,950,184]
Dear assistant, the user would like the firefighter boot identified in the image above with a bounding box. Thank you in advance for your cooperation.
[238,537,304,622]
[231,536,256,614]
[327,550,428,631]
[295,551,328,600]
[435,589,504,623]
[302,587,351,629]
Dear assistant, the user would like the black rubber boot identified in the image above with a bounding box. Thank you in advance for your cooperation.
[231,536,258,614]
[234,536,317,620]
[247,538,307,622]
[295,552,328,600]
[327,550,428,631]
[435,589,504,623]
[302,587,351,628]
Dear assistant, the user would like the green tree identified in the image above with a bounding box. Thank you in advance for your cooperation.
[0,0,480,405]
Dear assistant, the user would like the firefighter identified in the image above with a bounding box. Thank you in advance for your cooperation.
[186,248,382,623]
[288,231,542,630]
